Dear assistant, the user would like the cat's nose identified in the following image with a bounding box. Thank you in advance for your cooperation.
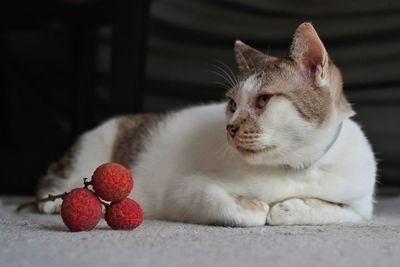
[226,124,239,138]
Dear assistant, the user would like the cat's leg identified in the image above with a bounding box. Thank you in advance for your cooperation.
[36,141,88,213]
[267,198,365,225]
[37,174,81,214]
[163,175,269,227]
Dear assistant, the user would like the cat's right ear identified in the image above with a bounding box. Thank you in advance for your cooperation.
[234,40,276,74]
[290,23,329,88]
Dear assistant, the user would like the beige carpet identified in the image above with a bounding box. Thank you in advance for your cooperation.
[1,195,400,267]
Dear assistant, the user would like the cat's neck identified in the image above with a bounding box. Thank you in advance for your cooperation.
[283,121,343,170]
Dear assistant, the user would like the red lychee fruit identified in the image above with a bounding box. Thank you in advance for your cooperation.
[61,188,102,232]
[105,198,143,230]
[91,162,133,202]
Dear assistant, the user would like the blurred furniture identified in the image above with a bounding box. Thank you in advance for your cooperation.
[0,0,150,194]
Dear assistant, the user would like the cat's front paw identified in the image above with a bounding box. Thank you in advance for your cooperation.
[235,195,270,214]
[37,197,63,214]
[232,195,269,227]
[267,198,309,225]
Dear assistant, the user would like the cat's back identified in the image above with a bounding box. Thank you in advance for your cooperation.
[71,101,226,177]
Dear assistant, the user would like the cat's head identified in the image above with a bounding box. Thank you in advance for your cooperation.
[225,22,354,168]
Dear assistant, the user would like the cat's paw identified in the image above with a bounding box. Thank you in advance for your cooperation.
[232,195,269,227]
[37,198,63,214]
[235,195,270,213]
[267,198,309,225]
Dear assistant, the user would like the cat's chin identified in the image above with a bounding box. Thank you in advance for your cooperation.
[235,145,276,155]
[234,145,280,165]
[240,153,273,166]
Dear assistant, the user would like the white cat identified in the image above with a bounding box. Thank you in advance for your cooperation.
[37,23,376,226]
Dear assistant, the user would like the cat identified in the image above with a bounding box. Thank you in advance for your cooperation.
[37,23,376,226]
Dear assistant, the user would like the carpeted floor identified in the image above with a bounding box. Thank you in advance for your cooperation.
[1,195,400,267]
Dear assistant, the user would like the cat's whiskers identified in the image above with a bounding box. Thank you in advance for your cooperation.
[209,61,238,88]
[211,81,231,91]
[211,64,236,86]
[208,70,234,88]
[214,61,238,85]
[216,140,231,159]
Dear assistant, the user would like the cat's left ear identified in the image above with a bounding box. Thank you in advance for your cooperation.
[290,23,329,88]
[234,40,277,74]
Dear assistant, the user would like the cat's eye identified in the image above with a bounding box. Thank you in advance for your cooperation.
[256,95,271,109]
[228,98,237,113]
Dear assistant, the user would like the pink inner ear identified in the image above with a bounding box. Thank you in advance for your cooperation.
[302,43,324,73]
[292,24,327,74]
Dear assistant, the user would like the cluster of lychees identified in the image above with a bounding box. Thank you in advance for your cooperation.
[28,162,143,232]
[62,162,143,231]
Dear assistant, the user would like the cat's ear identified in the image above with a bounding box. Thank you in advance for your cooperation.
[234,40,276,73]
[290,23,329,88]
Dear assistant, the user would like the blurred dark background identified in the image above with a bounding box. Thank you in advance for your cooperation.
[1,0,399,195]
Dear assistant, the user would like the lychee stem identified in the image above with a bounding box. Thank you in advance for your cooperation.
[84,186,109,208]
[98,198,110,209]
[83,178,92,189]
[16,192,68,212]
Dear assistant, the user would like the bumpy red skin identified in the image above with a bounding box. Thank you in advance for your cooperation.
[91,162,133,202]
[105,198,143,230]
[61,188,102,232]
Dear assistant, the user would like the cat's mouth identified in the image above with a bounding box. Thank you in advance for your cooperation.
[235,145,276,155]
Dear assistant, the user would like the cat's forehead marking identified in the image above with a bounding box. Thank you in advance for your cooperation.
[243,62,287,94]
[233,74,260,105]
[242,74,259,93]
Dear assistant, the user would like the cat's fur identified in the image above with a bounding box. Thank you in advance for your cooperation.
[37,23,376,226]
